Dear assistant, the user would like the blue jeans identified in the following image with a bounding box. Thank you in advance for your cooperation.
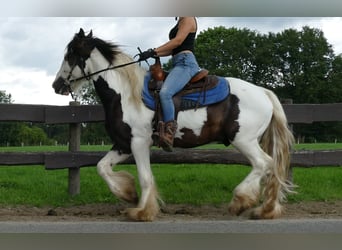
[159,52,200,122]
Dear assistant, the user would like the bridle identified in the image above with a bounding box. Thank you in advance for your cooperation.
[63,46,148,101]
[65,57,141,101]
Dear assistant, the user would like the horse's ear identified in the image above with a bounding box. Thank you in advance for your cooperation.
[87,30,93,38]
[78,28,85,37]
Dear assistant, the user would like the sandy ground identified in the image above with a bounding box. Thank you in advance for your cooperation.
[1,201,342,221]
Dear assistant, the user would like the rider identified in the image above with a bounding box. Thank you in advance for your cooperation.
[139,17,200,151]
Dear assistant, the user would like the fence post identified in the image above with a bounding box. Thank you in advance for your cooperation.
[68,101,81,196]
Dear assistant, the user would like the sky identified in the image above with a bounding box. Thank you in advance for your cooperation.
[0,17,341,106]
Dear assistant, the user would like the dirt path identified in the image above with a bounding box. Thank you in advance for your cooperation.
[1,201,342,221]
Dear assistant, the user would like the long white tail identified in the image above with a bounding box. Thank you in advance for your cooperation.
[258,89,295,217]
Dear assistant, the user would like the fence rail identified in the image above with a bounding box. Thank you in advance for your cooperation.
[1,103,341,124]
[0,102,341,195]
[1,149,341,169]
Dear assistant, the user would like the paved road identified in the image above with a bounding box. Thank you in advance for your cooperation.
[2,219,342,233]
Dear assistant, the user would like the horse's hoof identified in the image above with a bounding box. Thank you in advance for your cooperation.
[228,195,256,216]
[125,208,156,222]
[249,204,283,220]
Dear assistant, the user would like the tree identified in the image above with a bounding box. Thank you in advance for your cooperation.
[17,125,53,146]
[196,26,261,81]
[272,26,335,103]
[324,54,342,103]
[0,91,15,146]
[0,91,12,104]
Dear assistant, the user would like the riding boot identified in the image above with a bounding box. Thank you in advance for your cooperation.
[159,120,178,152]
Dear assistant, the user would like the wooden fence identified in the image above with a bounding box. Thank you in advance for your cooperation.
[0,102,341,195]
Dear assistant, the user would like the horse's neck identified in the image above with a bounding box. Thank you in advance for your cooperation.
[89,49,131,96]
[89,49,144,110]
[88,48,111,75]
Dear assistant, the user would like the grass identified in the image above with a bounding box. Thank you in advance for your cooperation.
[0,143,341,207]
[289,167,342,202]
[0,164,342,207]
[293,143,342,151]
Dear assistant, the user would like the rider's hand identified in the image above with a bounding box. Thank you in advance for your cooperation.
[138,48,157,61]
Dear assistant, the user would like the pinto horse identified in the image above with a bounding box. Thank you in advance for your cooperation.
[52,28,294,221]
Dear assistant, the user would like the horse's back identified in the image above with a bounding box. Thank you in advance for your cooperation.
[226,77,273,141]
[227,77,272,113]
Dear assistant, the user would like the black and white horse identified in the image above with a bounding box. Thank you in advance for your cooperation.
[52,29,294,221]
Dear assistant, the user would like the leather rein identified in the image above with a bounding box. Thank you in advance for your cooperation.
[69,60,141,84]
[67,59,141,101]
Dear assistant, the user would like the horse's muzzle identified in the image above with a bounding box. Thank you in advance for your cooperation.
[52,77,70,95]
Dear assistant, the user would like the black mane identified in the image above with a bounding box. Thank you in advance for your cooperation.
[66,30,121,64]
[90,37,121,63]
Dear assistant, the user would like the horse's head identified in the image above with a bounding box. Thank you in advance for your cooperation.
[53,28,144,106]
[52,28,97,95]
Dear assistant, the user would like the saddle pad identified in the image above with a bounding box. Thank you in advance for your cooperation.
[142,72,230,110]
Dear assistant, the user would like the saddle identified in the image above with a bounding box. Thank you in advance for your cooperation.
[148,58,219,112]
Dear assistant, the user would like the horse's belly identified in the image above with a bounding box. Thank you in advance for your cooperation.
[174,107,223,147]
[176,108,207,138]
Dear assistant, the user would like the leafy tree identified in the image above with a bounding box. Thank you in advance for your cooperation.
[81,123,111,145]
[0,91,16,146]
[17,125,53,146]
[324,54,342,103]
[42,124,69,145]
[196,26,260,80]
[0,91,12,104]
[272,26,335,103]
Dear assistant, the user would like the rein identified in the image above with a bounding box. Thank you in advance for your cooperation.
[69,60,141,83]
[67,59,141,101]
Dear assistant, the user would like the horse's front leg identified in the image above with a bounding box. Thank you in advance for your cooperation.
[126,137,159,221]
[97,150,138,203]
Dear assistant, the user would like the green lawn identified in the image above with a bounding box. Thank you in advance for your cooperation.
[0,164,341,207]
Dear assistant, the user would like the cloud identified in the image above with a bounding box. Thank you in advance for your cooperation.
[0,66,72,105]
[320,17,342,55]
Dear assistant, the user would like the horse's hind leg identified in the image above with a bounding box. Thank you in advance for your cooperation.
[97,150,138,203]
[228,139,273,217]
[250,172,283,219]
[126,137,159,221]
